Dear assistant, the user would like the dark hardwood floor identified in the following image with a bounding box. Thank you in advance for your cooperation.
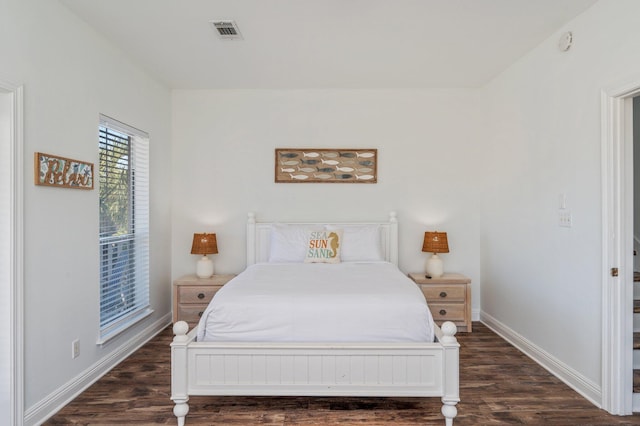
[45,323,640,425]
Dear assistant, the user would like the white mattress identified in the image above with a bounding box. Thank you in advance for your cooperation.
[196,262,434,343]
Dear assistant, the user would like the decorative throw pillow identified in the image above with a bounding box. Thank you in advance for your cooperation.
[304,229,343,264]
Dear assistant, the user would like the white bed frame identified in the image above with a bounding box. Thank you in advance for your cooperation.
[171,212,460,425]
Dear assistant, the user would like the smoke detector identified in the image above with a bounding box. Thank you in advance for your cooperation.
[211,20,243,40]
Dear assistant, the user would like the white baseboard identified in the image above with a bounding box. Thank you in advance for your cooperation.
[24,313,172,426]
[480,311,602,408]
[633,392,640,412]
[472,308,480,322]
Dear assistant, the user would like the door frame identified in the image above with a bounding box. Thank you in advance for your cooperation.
[0,79,24,426]
[601,80,640,415]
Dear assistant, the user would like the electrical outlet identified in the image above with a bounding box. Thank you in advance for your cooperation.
[559,210,572,228]
[72,339,80,359]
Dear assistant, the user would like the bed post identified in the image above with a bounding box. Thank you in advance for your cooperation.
[439,321,460,426]
[171,321,190,426]
[388,211,398,266]
[247,212,256,266]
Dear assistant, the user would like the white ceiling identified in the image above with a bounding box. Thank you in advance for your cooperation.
[60,0,598,89]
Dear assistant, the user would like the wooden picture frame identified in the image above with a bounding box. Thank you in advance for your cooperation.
[275,148,377,183]
[34,152,94,190]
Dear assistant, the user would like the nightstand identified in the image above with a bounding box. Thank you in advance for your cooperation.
[172,274,235,329]
[408,272,472,332]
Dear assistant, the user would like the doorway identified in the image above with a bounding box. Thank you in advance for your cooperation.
[634,96,640,409]
[602,82,640,415]
[0,81,24,426]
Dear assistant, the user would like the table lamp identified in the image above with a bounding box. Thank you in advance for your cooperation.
[422,231,449,278]
[191,233,218,278]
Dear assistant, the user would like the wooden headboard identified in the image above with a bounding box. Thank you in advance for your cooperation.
[246,212,398,267]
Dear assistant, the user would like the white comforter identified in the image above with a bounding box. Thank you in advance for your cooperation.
[196,262,434,343]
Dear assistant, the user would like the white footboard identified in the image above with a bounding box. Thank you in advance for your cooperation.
[171,321,459,425]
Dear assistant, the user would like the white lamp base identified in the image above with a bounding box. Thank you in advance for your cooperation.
[425,254,444,278]
[196,255,214,278]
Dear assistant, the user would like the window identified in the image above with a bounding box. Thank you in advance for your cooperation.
[98,115,150,342]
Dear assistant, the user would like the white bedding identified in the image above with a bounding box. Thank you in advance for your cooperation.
[196,262,434,343]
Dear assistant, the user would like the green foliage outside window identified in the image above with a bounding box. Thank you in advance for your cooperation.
[99,127,131,237]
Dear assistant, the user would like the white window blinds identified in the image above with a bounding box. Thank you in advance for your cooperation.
[98,114,150,341]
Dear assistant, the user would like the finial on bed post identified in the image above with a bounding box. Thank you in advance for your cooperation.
[248,212,255,224]
[389,211,397,223]
[173,321,190,343]
[440,321,458,344]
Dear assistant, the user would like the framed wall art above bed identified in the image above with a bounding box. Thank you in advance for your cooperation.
[275,148,377,183]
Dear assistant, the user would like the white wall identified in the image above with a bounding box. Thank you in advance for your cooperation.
[172,89,483,310]
[481,0,640,391]
[1,0,172,421]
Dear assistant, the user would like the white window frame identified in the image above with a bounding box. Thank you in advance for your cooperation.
[98,114,151,344]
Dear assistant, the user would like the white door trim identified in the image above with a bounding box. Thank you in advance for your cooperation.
[0,79,24,426]
[601,80,640,415]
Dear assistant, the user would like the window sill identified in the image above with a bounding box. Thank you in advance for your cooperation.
[96,308,154,346]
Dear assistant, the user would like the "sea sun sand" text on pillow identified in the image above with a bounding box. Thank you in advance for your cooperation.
[304,230,342,264]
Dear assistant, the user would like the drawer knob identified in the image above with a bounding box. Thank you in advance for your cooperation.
[198,311,204,317]
[439,292,447,298]
[439,309,447,316]
[197,293,205,299]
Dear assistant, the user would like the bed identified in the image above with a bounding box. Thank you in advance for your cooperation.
[171,212,460,425]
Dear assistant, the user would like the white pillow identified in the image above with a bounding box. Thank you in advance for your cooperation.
[326,224,383,262]
[304,229,343,264]
[269,224,321,263]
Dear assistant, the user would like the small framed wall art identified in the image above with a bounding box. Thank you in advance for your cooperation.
[34,152,94,190]
[275,148,377,183]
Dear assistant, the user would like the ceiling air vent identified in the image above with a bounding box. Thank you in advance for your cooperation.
[211,20,243,40]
